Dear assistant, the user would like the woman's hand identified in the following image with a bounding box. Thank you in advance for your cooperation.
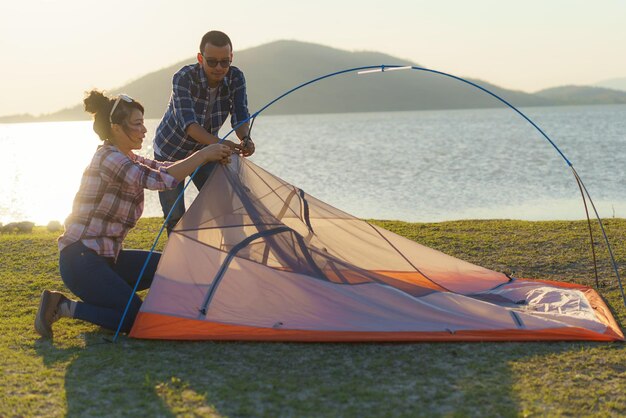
[166,143,233,182]
[221,139,244,155]
[202,143,231,162]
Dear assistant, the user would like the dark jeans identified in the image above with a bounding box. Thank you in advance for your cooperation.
[59,241,161,333]
[155,152,216,234]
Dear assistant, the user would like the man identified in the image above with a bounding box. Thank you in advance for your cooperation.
[154,30,255,233]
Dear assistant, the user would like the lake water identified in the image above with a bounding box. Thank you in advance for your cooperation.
[1,104,625,226]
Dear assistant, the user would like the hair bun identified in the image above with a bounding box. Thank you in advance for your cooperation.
[83,90,111,115]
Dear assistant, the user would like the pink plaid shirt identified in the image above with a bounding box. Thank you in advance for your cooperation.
[59,144,179,260]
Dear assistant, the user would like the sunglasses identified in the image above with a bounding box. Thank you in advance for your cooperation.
[109,94,134,124]
[202,55,231,68]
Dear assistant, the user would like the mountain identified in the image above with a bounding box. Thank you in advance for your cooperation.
[0,113,39,123]
[236,41,551,115]
[594,77,626,92]
[534,85,626,105]
[2,40,626,123]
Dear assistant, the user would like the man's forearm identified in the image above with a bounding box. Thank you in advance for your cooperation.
[235,123,250,141]
[186,122,243,152]
[186,123,220,145]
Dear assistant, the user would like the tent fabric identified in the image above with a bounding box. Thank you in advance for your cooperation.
[130,156,624,342]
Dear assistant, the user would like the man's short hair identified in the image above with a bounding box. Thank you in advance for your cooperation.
[200,31,232,52]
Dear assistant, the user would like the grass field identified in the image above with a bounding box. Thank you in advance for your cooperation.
[1,218,625,417]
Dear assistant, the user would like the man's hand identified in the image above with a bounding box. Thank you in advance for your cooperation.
[241,138,255,157]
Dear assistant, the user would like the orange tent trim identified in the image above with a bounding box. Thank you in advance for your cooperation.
[131,311,624,342]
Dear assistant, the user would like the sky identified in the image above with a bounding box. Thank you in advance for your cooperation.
[1,0,625,116]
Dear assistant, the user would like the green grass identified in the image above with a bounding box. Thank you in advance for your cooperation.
[1,218,625,417]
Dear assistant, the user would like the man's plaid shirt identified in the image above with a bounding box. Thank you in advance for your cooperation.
[153,64,250,161]
[59,145,178,260]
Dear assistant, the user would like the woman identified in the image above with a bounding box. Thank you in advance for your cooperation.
[35,90,234,339]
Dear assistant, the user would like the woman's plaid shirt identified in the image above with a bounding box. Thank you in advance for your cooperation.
[59,145,178,260]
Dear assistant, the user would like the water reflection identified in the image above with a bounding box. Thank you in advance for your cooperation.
[1,105,625,225]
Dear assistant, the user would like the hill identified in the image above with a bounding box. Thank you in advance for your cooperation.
[3,40,626,123]
[535,85,626,104]
[594,77,626,92]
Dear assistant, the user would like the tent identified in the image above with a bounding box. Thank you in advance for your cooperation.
[130,155,624,342]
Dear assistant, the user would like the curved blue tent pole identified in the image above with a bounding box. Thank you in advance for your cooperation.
[112,66,382,341]
[113,64,624,342]
[111,165,200,341]
[228,64,623,306]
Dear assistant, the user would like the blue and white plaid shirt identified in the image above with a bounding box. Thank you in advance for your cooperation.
[153,63,250,161]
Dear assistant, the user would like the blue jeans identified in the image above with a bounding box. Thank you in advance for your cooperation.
[59,241,161,333]
[155,152,216,234]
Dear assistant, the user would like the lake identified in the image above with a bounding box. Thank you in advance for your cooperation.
[1,104,625,226]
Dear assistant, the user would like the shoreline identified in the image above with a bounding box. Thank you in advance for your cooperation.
[2,216,625,229]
